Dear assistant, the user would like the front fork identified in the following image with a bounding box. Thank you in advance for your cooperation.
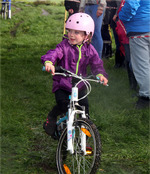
[67,109,87,155]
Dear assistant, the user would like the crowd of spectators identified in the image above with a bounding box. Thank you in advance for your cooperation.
[64,0,150,109]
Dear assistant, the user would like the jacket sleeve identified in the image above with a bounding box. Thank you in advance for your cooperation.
[41,42,64,65]
[119,0,140,22]
[89,46,108,78]
[99,0,106,9]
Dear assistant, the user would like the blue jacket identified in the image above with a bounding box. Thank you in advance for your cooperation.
[119,0,150,34]
[41,37,108,93]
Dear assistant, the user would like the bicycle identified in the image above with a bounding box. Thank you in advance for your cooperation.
[42,66,108,174]
[1,0,11,19]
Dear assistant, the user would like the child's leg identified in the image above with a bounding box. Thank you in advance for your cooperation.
[43,105,61,135]
[43,89,70,135]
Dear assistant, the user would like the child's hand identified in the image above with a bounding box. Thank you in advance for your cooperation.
[45,63,55,75]
[98,75,108,86]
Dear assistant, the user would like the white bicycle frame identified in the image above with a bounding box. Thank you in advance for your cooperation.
[55,73,104,155]
[67,86,87,155]
[66,73,101,155]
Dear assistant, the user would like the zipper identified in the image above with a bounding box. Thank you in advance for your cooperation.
[76,44,83,75]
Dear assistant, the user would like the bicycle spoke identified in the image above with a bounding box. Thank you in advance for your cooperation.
[57,119,101,174]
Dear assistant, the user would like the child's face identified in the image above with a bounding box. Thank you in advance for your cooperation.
[67,29,86,45]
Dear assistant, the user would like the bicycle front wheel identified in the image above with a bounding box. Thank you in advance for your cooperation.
[56,118,101,174]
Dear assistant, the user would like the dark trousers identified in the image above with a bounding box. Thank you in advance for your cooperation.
[47,89,89,122]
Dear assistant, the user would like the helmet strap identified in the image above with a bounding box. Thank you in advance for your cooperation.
[83,33,92,44]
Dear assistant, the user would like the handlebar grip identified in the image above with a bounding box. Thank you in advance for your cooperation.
[42,66,46,71]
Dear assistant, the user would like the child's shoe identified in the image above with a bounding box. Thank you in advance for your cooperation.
[43,118,56,136]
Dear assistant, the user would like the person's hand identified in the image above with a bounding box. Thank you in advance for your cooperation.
[96,9,103,17]
[68,9,74,14]
[96,7,103,17]
[113,14,117,22]
[45,63,55,75]
[98,75,108,86]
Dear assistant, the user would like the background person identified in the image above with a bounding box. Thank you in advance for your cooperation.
[119,0,150,109]
[115,0,137,91]
[102,0,125,68]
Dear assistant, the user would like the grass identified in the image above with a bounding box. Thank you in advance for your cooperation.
[12,0,64,6]
[1,2,150,174]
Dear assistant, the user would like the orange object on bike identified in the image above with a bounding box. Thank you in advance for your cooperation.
[81,128,91,137]
[63,164,71,174]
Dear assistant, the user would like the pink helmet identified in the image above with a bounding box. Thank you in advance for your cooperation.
[65,13,95,36]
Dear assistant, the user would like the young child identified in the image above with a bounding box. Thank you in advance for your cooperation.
[41,13,108,137]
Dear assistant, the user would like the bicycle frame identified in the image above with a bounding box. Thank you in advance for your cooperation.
[67,86,87,154]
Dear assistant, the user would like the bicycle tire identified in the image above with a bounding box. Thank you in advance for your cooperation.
[56,118,101,174]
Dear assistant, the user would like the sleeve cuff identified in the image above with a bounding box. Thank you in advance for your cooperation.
[44,61,53,65]
[96,74,104,77]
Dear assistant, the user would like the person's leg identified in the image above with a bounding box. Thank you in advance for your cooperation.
[43,105,61,135]
[129,35,150,108]
[85,5,104,58]
[102,24,112,59]
[43,89,70,135]
[111,20,120,51]
[111,20,125,67]
[124,44,137,90]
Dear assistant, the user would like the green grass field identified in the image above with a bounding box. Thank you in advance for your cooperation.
[12,0,64,5]
[1,2,150,174]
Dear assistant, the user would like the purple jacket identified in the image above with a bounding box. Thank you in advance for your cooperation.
[41,37,108,93]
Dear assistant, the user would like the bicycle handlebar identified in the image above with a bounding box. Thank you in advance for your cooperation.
[42,66,109,86]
